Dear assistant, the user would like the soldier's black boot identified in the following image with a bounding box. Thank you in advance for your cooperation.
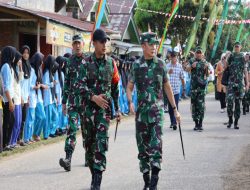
[234,119,239,130]
[198,119,203,131]
[89,167,94,190]
[149,175,159,190]
[243,106,246,115]
[92,170,102,190]
[193,120,199,131]
[150,167,160,190]
[246,105,249,113]
[59,152,72,171]
[143,172,150,190]
[227,116,233,128]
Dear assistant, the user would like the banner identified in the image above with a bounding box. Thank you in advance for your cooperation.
[46,21,74,48]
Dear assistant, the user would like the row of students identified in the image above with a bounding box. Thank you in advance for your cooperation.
[0,45,69,152]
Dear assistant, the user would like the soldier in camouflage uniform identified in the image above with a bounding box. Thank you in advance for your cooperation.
[226,42,249,129]
[79,29,120,190]
[242,53,250,114]
[59,34,86,171]
[127,32,181,190]
[186,47,210,131]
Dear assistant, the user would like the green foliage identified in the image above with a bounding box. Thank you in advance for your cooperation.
[134,0,249,60]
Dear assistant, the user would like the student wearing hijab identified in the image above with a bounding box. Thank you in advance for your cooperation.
[43,55,58,139]
[0,52,3,153]
[9,51,24,147]
[55,56,67,134]
[18,45,31,146]
[0,46,16,151]
[31,52,46,141]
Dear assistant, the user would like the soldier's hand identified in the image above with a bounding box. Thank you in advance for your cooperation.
[62,104,67,115]
[192,62,197,68]
[116,111,121,122]
[91,94,109,109]
[129,102,135,115]
[174,110,181,124]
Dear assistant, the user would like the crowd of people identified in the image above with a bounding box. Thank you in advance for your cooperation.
[0,45,71,153]
[0,28,249,190]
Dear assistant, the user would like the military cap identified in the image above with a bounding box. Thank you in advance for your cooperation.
[93,29,110,42]
[140,32,159,45]
[72,34,83,43]
[234,41,241,46]
[195,46,203,53]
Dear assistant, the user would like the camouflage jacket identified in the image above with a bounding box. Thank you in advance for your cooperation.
[227,52,247,88]
[128,56,168,122]
[79,53,119,114]
[189,58,209,90]
[62,53,85,106]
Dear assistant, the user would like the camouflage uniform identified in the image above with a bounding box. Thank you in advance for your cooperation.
[62,53,86,155]
[189,57,209,124]
[227,52,247,120]
[79,53,119,172]
[129,56,168,174]
[242,60,250,113]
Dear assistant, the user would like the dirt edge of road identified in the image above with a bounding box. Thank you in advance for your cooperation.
[223,144,250,190]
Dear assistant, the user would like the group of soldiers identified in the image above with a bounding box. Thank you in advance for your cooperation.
[58,28,248,190]
[185,42,249,131]
[59,29,180,190]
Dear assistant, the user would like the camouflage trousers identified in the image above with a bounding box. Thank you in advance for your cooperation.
[135,107,163,174]
[84,107,111,172]
[226,87,243,120]
[242,90,250,107]
[64,106,85,155]
[191,88,206,121]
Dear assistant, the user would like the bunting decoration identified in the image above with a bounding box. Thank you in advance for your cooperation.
[93,0,107,30]
[157,0,179,54]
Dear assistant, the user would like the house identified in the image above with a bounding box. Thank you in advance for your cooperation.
[107,0,139,44]
[0,0,113,56]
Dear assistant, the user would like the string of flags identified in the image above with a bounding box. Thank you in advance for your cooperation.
[106,2,250,25]
[134,7,250,25]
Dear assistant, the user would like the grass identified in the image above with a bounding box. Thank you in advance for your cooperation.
[0,134,67,160]
[0,117,126,160]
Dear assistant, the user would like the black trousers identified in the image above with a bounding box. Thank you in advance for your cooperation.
[2,101,15,148]
[219,92,226,109]
[18,103,28,141]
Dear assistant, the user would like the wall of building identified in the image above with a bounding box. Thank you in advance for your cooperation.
[0,22,18,49]
[17,0,55,12]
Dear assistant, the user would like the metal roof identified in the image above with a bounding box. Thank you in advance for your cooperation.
[0,2,113,33]
[108,0,135,14]
[107,14,131,36]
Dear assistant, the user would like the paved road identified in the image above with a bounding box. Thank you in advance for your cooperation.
[0,94,249,190]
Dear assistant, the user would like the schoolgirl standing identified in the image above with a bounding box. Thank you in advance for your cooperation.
[9,51,24,147]
[42,55,58,139]
[18,45,31,146]
[30,52,46,141]
[0,46,16,151]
